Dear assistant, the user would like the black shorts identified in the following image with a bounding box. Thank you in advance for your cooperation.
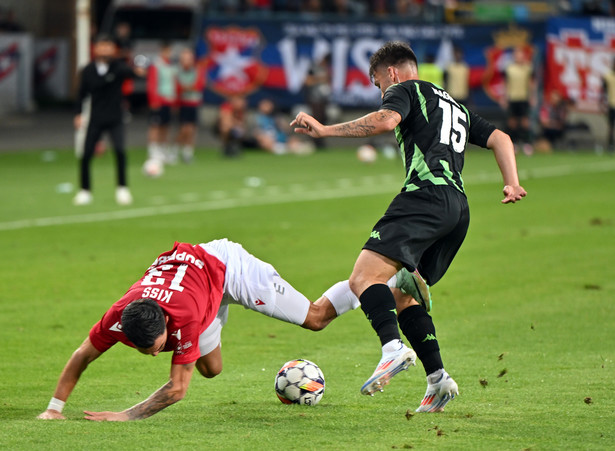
[179,106,198,124]
[150,105,172,126]
[508,101,529,118]
[609,107,615,126]
[363,186,470,286]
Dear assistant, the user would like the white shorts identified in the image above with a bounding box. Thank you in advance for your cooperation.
[197,239,310,357]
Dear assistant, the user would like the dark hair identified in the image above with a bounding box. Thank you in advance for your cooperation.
[369,41,418,82]
[121,299,166,349]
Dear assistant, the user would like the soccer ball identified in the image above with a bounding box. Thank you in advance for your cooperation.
[274,359,325,406]
[356,144,378,163]
[142,158,164,178]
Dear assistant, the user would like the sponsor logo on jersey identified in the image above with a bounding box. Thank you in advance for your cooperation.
[370,230,381,240]
[171,329,181,340]
[109,321,122,332]
[254,299,266,306]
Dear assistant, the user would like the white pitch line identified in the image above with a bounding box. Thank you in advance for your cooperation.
[1,161,614,232]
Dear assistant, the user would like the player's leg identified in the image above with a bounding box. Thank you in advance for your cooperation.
[349,250,417,395]
[199,239,359,331]
[196,305,228,378]
[397,190,469,412]
[608,107,615,150]
[74,121,103,205]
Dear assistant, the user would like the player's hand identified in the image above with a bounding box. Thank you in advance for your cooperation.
[37,409,66,420]
[502,185,527,204]
[291,112,326,138]
[84,410,129,422]
[74,115,83,130]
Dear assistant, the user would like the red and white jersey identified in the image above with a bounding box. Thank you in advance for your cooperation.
[89,242,226,365]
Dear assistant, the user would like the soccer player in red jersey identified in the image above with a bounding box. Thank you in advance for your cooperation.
[37,239,360,421]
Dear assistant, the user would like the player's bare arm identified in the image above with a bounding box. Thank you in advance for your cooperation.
[84,362,195,421]
[291,109,401,138]
[486,129,528,204]
[37,337,102,420]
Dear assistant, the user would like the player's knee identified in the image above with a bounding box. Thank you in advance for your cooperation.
[196,360,223,378]
[348,273,366,297]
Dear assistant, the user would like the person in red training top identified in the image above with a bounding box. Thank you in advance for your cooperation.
[146,41,177,165]
[36,239,366,421]
[175,48,206,163]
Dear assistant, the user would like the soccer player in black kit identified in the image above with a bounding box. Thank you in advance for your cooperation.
[73,35,145,206]
[292,41,527,412]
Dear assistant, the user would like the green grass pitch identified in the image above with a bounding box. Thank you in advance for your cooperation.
[0,146,614,450]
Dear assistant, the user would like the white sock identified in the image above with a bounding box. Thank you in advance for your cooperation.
[382,339,404,353]
[323,281,360,316]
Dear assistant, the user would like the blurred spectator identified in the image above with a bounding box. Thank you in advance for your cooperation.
[304,53,331,149]
[73,35,145,206]
[503,47,535,155]
[175,48,206,163]
[325,0,366,15]
[217,95,257,157]
[254,98,313,154]
[537,91,570,151]
[146,42,178,165]
[420,53,444,87]
[113,22,133,61]
[445,47,470,104]
[603,59,615,152]
[0,8,24,32]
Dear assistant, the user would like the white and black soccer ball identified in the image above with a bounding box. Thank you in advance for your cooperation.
[275,359,325,406]
[356,144,378,163]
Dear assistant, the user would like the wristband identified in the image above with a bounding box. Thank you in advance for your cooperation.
[47,397,65,413]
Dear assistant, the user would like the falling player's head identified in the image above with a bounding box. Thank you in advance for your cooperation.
[93,34,117,62]
[369,41,418,96]
[122,299,167,355]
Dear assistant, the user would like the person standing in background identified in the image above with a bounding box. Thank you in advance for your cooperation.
[503,47,536,155]
[146,42,178,166]
[304,54,332,149]
[602,59,615,152]
[73,35,145,206]
[175,48,206,164]
[419,53,444,88]
[445,47,470,105]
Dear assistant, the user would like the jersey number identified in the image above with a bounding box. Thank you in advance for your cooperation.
[438,99,467,153]
[141,264,187,292]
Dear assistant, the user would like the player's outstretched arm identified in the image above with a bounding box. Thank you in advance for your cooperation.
[37,337,102,420]
[486,129,528,204]
[291,109,401,138]
[84,362,195,421]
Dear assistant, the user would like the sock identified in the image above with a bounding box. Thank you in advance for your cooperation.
[359,284,400,346]
[397,305,443,375]
[323,281,360,316]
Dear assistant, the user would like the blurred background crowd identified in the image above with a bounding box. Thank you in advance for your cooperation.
[1,0,615,205]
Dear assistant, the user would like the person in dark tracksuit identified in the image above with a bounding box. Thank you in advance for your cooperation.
[73,35,145,206]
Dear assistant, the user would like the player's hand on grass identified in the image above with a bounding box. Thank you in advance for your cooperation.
[291,112,326,138]
[84,410,129,422]
[37,409,66,420]
[502,185,527,204]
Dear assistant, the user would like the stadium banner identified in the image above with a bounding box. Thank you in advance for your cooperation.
[0,33,34,113]
[195,19,545,109]
[34,39,70,101]
[545,17,615,113]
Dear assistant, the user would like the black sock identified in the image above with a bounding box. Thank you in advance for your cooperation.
[398,305,443,375]
[359,284,400,346]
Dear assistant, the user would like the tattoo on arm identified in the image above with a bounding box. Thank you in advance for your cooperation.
[331,110,399,137]
[124,380,181,420]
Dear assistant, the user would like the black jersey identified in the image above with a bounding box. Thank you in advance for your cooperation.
[75,60,137,124]
[381,80,496,194]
